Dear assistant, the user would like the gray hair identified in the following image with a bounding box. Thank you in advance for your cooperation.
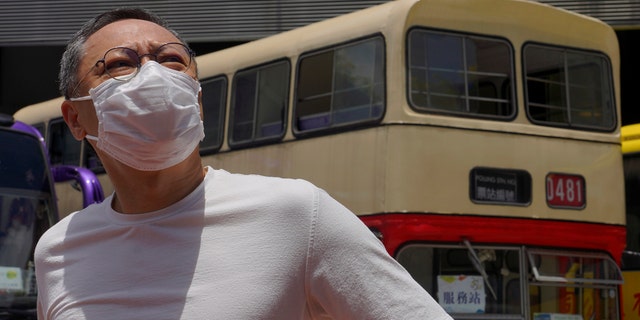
[59,7,191,99]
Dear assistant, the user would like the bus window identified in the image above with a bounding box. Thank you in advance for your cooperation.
[295,36,384,134]
[200,76,227,154]
[47,117,81,166]
[396,244,622,319]
[396,244,522,317]
[527,249,622,319]
[407,29,515,119]
[524,45,615,131]
[229,60,289,148]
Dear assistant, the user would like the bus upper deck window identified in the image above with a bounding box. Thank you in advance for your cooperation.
[524,44,616,131]
[294,36,385,135]
[408,29,515,119]
[200,76,227,154]
[229,60,289,148]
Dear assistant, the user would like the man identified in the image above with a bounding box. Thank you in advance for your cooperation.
[35,7,452,320]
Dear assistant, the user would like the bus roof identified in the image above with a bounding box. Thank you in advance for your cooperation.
[197,0,617,77]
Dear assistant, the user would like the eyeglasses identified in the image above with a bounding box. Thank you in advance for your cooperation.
[69,42,195,98]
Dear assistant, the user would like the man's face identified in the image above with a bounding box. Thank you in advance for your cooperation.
[70,19,198,137]
[77,19,197,95]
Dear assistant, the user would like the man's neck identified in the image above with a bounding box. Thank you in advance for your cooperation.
[107,154,206,214]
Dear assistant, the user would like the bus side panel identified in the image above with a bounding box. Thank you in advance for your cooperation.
[384,125,625,225]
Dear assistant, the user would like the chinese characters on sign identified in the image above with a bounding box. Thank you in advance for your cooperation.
[475,173,517,202]
[469,167,531,205]
[437,275,486,313]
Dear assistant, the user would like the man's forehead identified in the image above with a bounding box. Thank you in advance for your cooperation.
[84,19,180,56]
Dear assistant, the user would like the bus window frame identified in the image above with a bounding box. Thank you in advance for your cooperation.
[526,248,623,285]
[228,58,291,149]
[292,34,386,138]
[395,242,525,318]
[522,42,617,132]
[406,27,517,121]
[395,242,622,319]
[199,74,228,155]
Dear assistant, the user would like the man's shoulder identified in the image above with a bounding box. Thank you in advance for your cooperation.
[209,168,317,195]
[207,168,321,212]
[38,198,110,244]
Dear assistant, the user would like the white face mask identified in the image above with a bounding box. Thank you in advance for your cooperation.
[70,61,205,171]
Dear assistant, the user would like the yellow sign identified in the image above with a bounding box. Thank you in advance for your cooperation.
[622,271,640,320]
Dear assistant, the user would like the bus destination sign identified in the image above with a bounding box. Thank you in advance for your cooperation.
[469,167,531,205]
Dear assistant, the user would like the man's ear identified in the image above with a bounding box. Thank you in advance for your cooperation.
[61,100,86,141]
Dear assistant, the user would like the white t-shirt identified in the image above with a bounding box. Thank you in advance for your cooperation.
[35,167,451,320]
